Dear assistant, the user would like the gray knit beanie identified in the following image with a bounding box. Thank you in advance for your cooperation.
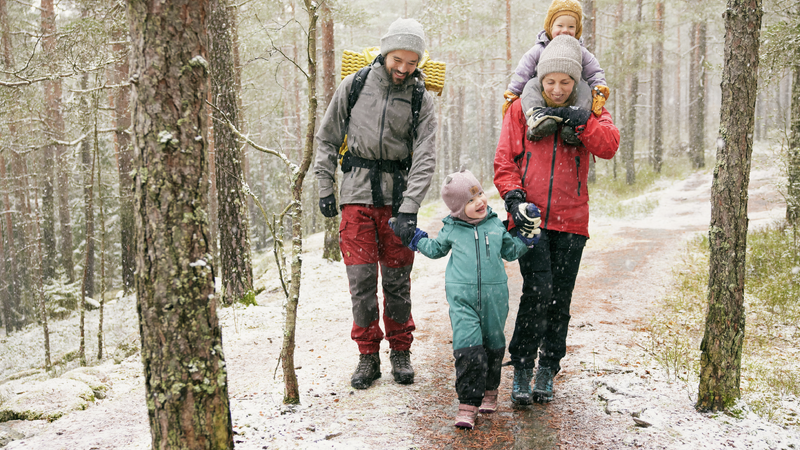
[538,34,582,83]
[380,18,427,61]
[441,169,483,224]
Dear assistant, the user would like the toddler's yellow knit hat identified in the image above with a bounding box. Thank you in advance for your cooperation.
[544,0,583,40]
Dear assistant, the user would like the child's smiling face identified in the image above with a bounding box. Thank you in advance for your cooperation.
[551,15,578,38]
[464,192,488,220]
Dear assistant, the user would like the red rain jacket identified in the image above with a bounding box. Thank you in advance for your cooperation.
[493,100,620,238]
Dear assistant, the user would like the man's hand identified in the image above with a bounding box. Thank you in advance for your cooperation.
[319,194,338,218]
[392,212,418,246]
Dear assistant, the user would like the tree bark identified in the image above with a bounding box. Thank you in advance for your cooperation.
[80,74,95,300]
[653,2,665,173]
[787,64,800,225]
[319,2,340,262]
[128,0,234,447]
[210,0,253,305]
[697,0,762,412]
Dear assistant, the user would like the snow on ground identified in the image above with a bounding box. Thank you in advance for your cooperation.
[1,144,798,449]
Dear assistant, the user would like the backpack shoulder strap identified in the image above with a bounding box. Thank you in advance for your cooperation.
[410,77,426,141]
[345,64,371,130]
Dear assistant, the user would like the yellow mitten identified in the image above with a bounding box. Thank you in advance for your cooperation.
[502,90,519,118]
[591,85,610,116]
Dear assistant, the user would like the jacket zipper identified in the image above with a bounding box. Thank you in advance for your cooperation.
[474,228,481,314]
[545,133,558,227]
[521,152,531,188]
[378,86,391,159]
[575,156,582,196]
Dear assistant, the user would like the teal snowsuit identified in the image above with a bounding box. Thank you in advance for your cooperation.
[416,206,528,406]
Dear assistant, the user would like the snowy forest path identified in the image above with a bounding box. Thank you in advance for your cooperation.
[413,158,784,448]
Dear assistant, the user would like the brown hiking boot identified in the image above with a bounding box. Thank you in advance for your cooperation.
[351,353,380,390]
[454,404,479,429]
[479,389,499,413]
[389,349,414,384]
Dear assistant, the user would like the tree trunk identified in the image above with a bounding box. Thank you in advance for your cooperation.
[653,2,665,173]
[96,107,107,361]
[128,0,234,447]
[281,0,318,405]
[79,120,95,367]
[787,64,800,225]
[697,22,707,168]
[111,27,135,294]
[505,0,512,75]
[697,0,762,412]
[210,0,253,305]
[689,21,707,169]
[80,75,95,300]
[319,2,340,262]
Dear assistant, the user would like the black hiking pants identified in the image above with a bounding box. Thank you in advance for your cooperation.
[508,229,587,372]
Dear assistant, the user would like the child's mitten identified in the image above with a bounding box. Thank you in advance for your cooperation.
[591,85,610,116]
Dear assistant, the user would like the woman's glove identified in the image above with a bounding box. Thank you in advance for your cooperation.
[538,106,592,128]
[504,190,541,236]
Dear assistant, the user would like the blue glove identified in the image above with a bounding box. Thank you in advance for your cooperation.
[407,228,428,251]
[388,218,427,251]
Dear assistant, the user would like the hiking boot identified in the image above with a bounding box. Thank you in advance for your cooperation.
[511,367,534,406]
[454,404,479,429]
[351,353,380,390]
[561,126,581,146]
[527,118,559,141]
[479,389,499,413]
[390,349,415,384]
[532,366,555,402]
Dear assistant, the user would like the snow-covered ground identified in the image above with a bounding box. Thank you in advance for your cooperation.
[1,145,798,449]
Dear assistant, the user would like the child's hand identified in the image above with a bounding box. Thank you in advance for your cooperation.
[502,90,519,118]
[389,218,428,251]
[408,228,428,252]
[517,230,538,248]
[591,85,610,116]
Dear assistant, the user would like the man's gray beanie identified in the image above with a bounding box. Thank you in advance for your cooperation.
[537,34,582,82]
[381,18,426,60]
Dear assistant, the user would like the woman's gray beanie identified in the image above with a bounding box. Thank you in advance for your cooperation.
[380,18,427,60]
[537,34,582,82]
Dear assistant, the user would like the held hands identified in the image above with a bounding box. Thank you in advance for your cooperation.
[515,203,541,247]
[504,190,542,239]
[319,194,338,218]
[388,217,428,251]
[391,212,418,247]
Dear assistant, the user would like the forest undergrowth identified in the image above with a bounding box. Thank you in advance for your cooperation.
[645,223,800,429]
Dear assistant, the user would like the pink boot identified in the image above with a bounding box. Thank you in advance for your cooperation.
[454,404,479,429]
[479,389,499,413]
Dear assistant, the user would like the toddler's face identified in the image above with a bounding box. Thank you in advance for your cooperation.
[551,15,577,38]
[464,192,488,220]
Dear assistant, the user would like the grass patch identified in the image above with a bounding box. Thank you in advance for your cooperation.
[645,222,800,428]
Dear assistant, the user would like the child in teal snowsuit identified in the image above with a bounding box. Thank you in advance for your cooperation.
[406,169,531,429]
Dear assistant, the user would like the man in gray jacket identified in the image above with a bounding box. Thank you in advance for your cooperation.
[314,18,437,390]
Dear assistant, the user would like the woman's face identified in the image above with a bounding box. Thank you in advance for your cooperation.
[542,73,575,104]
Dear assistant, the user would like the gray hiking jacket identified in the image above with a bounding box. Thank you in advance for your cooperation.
[314,60,437,214]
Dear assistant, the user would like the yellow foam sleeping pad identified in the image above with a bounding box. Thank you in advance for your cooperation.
[340,46,446,96]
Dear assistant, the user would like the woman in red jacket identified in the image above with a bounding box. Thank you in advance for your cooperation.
[493,34,619,405]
